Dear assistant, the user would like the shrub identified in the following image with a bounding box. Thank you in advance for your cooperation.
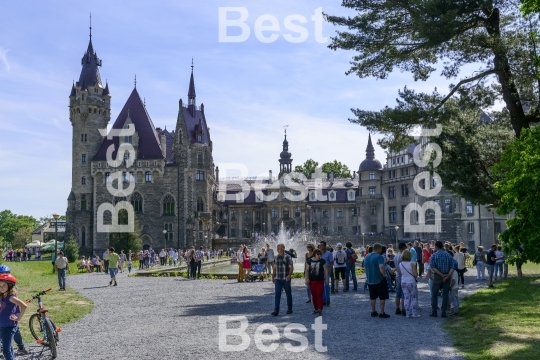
[64,235,79,263]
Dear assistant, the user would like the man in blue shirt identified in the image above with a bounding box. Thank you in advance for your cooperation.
[318,241,334,306]
[365,243,390,318]
[429,241,455,317]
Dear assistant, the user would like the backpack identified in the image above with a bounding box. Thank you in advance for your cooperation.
[348,249,358,264]
[335,250,347,265]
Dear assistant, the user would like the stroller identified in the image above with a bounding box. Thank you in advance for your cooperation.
[248,264,266,282]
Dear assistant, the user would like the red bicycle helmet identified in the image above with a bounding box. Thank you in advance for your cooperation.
[0,274,16,284]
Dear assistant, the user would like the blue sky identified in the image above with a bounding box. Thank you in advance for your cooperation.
[0,1,452,219]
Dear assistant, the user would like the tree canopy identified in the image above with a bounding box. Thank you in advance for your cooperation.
[326,0,540,204]
[294,159,352,179]
[0,210,39,245]
[494,125,540,263]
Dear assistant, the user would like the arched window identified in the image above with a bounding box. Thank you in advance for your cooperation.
[131,192,143,212]
[81,227,86,247]
[163,195,175,215]
[197,198,204,212]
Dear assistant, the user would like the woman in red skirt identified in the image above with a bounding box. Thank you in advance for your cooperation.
[305,249,329,315]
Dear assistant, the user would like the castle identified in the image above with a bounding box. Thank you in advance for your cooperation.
[65,33,507,254]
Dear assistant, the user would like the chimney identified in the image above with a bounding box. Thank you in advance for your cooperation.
[353,171,356,179]
[269,170,273,184]
[160,133,167,158]
[156,127,162,133]
[215,166,219,183]
[330,171,334,183]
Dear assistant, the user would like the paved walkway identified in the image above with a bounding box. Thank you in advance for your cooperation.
[19,270,485,359]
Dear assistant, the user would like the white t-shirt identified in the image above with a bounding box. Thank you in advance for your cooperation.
[236,250,244,262]
[450,270,459,290]
[454,252,466,270]
[333,250,347,268]
[399,261,416,284]
[266,248,275,262]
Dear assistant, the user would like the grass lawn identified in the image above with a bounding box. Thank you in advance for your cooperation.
[445,263,540,359]
[6,261,94,343]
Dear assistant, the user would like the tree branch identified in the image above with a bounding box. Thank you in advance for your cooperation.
[433,69,498,111]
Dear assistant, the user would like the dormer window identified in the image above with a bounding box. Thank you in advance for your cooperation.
[197,134,202,142]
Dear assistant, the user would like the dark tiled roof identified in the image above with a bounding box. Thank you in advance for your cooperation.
[359,133,382,171]
[157,128,175,163]
[78,40,102,90]
[188,71,196,98]
[182,106,210,145]
[32,223,47,235]
[69,82,76,97]
[102,82,110,96]
[93,88,163,161]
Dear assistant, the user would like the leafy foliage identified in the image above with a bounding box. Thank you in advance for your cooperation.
[321,160,352,178]
[12,227,33,249]
[294,159,319,179]
[64,235,80,263]
[0,210,39,245]
[521,0,540,15]
[494,126,540,263]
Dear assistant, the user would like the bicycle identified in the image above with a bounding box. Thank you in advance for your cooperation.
[25,288,61,359]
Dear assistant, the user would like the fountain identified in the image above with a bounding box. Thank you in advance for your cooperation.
[202,222,319,277]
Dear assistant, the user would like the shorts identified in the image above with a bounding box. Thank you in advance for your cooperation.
[395,276,404,298]
[368,279,389,300]
[487,264,495,278]
[109,268,118,278]
[334,267,346,280]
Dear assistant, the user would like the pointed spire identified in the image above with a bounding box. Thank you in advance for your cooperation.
[102,81,109,96]
[188,60,196,99]
[70,81,76,97]
[78,20,102,90]
[366,133,375,159]
[134,74,137,89]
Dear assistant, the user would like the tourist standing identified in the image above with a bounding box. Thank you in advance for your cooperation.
[102,249,109,273]
[242,247,251,280]
[54,251,69,291]
[516,246,524,280]
[449,261,459,316]
[474,246,486,280]
[393,242,406,316]
[398,249,419,318]
[333,243,347,292]
[266,244,275,276]
[453,246,466,288]
[344,242,358,292]
[258,248,267,278]
[364,243,390,318]
[0,274,27,360]
[304,244,315,302]
[413,241,423,277]
[119,250,126,273]
[189,248,196,280]
[271,244,294,316]
[495,246,505,280]
[0,267,28,356]
[107,248,120,287]
[195,247,204,279]
[305,248,327,315]
[138,251,144,270]
[236,246,244,282]
[318,241,333,306]
[159,249,166,266]
[487,244,499,288]
[429,241,454,318]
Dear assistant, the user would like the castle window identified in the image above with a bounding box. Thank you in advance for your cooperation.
[82,154,86,163]
[444,199,452,213]
[389,206,397,223]
[198,153,203,165]
[81,134,87,142]
[370,206,377,216]
[323,209,329,218]
[164,223,173,242]
[388,186,396,198]
[145,171,152,183]
[197,198,204,212]
[336,208,343,218]
[81,227,86,247]
[351,207,357,217]
[124,136,133,143]
[369,172,375,180]
[283,207,290,219]
[466,200,474,215]
[129,172,135,183]
[178,131,183,144]
[81,176,86,185]
[81,200,87,211]
[197,134,202,142]
[131,192,143,212]
[369,187,376,196]
[294,207,301,217]
[271,208,278,219]
[196,171,205,181]
[401,184,409,196]
[199,221,203,231]
[105,172,111,183]
[468,223,474,234]
[162,195,175,215]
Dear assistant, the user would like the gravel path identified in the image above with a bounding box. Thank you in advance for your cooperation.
[19,269,485,360]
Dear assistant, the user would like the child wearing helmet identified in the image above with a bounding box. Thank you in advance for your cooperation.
[0,266,28,356]
[0,274,27,360]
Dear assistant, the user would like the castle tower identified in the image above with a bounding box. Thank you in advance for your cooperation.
[278,130,293,177]
[66,27,111,250]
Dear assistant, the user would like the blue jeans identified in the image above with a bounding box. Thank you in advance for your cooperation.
[306,284,311,299]
[323,277,330,302]
[1,326,17,360]
[274,279,292,313]
[57,268,66,289]
[345,263,357,291]
[386,269,395,291]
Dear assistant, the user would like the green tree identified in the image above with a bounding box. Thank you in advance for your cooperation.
[326,0,540,204]
[321,160,352,178]
[0,211,39,245]
[494,126,540,263]
[39,215,66,225]
[12,227,33,249]
[521,0,540,15]
[294,159,319,179]
[64,235,80,263]
[109,210,141,254]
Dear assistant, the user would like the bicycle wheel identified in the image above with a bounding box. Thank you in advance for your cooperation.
[29,313,43,341]
[49,319,60,342]
[44,318,57,359]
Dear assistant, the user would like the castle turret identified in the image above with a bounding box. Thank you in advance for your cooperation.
[278,130,293,177]
[66,25,110,251]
